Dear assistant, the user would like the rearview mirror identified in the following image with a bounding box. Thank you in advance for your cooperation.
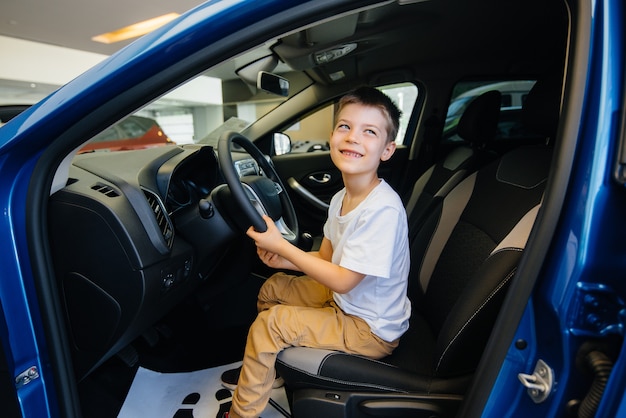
[258,71,289,97]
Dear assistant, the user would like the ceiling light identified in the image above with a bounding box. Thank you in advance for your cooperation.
[329,71,346,81]
[314,43,357,65]
[92,13,180,44]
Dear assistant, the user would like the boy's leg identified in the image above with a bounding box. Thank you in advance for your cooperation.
[257,272,332,312]
[230,303,396,418]
[221,274,329,393]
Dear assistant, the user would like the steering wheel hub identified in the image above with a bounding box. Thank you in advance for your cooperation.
[215,131,299,245]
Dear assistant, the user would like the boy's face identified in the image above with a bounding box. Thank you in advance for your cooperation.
[329,103,396,177]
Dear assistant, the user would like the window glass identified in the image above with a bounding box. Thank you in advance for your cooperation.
[380,83,419,144]
[443,80,536,143]
[282,82,419,154]
[80,68,312,153]
[77,60,415,156]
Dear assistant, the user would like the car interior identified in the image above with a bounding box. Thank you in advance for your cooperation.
[32,0,574,416]
[275,76,560,418]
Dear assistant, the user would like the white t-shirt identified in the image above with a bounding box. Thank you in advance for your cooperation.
[323,179,411,342]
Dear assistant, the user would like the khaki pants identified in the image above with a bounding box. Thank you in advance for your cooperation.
[229,272,398,418]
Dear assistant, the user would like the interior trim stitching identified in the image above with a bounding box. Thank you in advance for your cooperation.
[279,359,407,393]
[434,266,517,373]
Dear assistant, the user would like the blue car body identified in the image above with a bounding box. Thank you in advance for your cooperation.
[0,0,624,416]
[479,0,626,416]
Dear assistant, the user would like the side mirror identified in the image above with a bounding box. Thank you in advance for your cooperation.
[258,71,289,97]
[273,133,292,156]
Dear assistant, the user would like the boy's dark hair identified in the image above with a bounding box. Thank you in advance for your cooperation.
[336,86,402,142]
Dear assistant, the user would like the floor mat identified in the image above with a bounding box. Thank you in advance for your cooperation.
[118,361,290,418]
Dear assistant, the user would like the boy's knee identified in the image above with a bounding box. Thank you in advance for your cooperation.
[255,305,291,330]
[258,272,294,307]
[251,306,300,347]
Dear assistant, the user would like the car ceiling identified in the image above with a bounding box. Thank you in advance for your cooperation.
[235,0,568,87]
[0,0,568,102]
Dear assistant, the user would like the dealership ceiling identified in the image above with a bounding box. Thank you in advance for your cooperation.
[1,0,206,55]
[0,0,206,104]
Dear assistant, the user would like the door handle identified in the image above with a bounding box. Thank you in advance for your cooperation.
[287,178,329,211]
[308,173,331,184]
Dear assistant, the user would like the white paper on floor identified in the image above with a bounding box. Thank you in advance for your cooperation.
[118,361,291,418]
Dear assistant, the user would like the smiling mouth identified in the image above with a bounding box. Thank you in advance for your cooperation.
[341,150,363,158]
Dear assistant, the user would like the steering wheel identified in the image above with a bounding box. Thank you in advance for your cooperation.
[217,131,299,244]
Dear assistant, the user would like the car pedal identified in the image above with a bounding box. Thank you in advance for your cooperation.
[116,345,138,367]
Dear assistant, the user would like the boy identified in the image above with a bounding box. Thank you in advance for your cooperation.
[223,86,411,418]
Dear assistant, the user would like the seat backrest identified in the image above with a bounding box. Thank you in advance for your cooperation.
[405,90,501,238]
[521,75,562,144]
[402,76,562,377]
[408,146,551,377]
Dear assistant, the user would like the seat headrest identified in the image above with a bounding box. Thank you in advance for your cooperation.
[457,90,502,147]
[522,76,562,140]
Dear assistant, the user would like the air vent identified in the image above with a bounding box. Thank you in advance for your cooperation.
[91,183,120,197]
[143,189,174,249]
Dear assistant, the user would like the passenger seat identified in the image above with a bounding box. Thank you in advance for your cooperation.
[404,90,501,236]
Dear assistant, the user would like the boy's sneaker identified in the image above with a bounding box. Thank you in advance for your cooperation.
[220,366,284,391]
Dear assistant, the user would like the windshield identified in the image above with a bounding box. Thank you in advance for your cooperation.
[81,55,312,152]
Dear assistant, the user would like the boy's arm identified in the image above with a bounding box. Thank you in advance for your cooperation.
[255,236,329,271]
[278,238,366,294]
[247,216,365,293]
[316,237,333,262]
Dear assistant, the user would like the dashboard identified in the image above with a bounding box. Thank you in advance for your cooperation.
[48,144,253,378]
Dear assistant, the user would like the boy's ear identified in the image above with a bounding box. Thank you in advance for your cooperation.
[381,141,396,161]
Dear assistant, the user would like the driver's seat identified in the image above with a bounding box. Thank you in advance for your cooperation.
[275,77,560,418]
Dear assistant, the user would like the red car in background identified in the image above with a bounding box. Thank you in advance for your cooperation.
[78,115,175,153]
[2,107,174,152]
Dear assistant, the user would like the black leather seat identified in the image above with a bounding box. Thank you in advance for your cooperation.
[275,78,561,418]
[404,89,501,238]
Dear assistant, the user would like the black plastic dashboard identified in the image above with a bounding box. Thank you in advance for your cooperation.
[48,144,243,378]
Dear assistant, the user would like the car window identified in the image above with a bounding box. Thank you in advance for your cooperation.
[116,118,149,138]
[79,115,175,153]
[90,126,122,142]
[78,66,313,153]
[443,80,537,143]
[382,83,419,144]
[282,82,419,154]
[89,116,159,143]
[81,74,416,156]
